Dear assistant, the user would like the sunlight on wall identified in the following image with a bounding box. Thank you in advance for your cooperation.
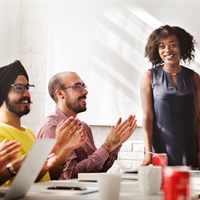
[46,2,152,126]
[46,1,200,126]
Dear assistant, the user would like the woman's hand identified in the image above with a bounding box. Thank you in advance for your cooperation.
[141,153,152,166]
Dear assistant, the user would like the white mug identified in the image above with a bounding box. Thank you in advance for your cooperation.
[97,173,122,200]
[138,166,162,195]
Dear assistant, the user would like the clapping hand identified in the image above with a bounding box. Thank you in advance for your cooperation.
[102,115,137,152]
[0,139,20,172]
[55,117,86,152]
[65,124,87,151]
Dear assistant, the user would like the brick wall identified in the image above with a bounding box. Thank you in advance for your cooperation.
[19,1,144,172]
[20,1,48,132]
[91,125,144,172]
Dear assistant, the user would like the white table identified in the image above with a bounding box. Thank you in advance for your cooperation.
[18,174,161,200]
[15,173,200,199]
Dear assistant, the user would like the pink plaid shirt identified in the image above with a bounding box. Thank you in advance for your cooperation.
[36,107,121,179]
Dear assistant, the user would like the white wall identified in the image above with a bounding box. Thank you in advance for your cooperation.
[46,1,200,127]
[18,1,48,131]
[46,2,149,126]
[0,1,20,66]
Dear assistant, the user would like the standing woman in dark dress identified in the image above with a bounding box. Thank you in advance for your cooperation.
[140,25,200,168]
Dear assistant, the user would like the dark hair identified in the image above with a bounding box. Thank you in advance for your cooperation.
[48,73,65,103]
[145,25,196,66]
[48,71,77,103]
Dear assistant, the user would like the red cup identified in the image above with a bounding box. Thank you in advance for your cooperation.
[163,166,190,200]
[152,153,168,189]
[152,153,168,167]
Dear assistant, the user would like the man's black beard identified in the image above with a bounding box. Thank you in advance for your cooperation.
[5,97,31,117]
[66,101,86,114]
[67,103,86,114]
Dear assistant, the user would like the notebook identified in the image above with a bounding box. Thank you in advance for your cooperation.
[0,139,56,200]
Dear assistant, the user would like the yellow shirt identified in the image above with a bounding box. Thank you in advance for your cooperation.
[0,122,50,186]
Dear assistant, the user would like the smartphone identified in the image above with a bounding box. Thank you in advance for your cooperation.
[124,170,138,174]
[47,186,86,191]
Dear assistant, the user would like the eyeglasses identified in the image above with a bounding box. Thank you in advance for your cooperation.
[11,83,35,93]
[61,83,87,92]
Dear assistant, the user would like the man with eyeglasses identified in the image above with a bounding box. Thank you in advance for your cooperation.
[36,71,137,179]
[0,61,86,186]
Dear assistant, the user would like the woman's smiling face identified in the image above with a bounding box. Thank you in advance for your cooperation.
[158,34,181,66]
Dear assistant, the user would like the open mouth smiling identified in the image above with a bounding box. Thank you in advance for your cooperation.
[164,53,174,60]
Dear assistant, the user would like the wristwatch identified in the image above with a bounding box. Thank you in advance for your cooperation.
[7,163,17,177]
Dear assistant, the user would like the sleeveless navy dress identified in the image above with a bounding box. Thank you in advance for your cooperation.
[149,65,197,167]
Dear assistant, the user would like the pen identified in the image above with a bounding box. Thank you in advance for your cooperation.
[82,190,99,195]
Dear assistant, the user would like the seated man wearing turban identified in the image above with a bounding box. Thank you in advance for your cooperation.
[0,60,86,186]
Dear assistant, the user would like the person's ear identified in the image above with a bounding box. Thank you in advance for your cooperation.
[55,89,64,100]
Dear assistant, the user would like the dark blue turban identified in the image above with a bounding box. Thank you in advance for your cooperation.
[0,60,29,106]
